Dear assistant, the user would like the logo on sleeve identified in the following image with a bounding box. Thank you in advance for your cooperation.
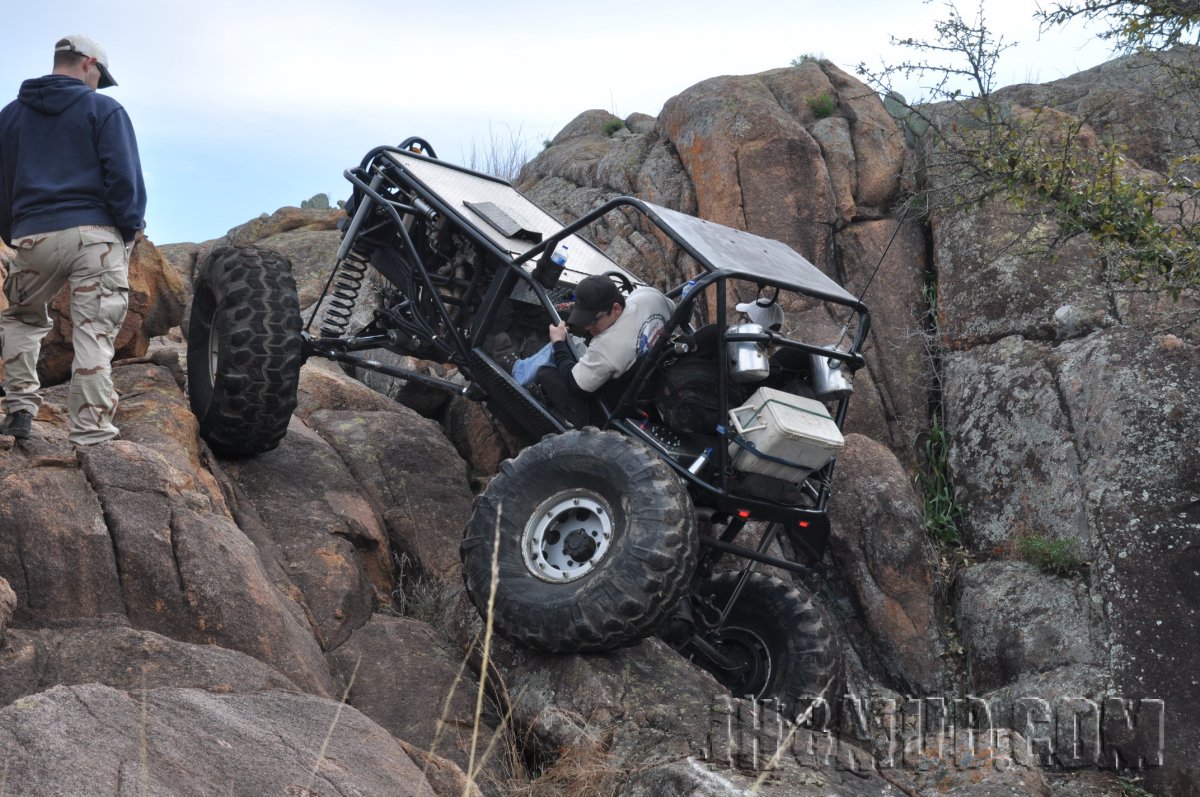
[637,315,667,357]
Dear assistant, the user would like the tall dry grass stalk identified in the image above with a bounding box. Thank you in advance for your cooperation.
[465,124,535,183]
[749,675,839,793]
[464,504,504,794]
[422,637,477,785]
[423,630,527,790]
[306,654,362,792]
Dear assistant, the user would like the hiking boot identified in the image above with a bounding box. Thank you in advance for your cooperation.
[0,410,32,440]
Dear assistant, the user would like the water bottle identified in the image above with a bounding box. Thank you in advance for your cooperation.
[552,242,570,269]
[682,279,697,298]
[534,241,570,288]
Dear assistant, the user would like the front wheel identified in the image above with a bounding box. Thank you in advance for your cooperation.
[186,246,302,458]
[683,572,841,719]
[460,429,699,652]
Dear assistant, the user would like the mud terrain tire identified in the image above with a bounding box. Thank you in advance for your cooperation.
[461,428,698,652]
[687,572,841,718]
[187,246,302,458]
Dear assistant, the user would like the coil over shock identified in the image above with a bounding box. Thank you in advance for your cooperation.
[319,244,371,338]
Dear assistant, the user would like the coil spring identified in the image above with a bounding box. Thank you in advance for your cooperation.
[319,248,370,338]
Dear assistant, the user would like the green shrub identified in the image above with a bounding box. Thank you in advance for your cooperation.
[919,417,965,547]
[856,0,1200,295]
[300,192,330,210]
[1118,777,1157,797]
[791,53,824,66]
[807,92,836,119]
[1016,534,1086,576]
[602,119,625,136]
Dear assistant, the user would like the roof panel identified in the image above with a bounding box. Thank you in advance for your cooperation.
[385,151,640,286]
[641,201,861,307]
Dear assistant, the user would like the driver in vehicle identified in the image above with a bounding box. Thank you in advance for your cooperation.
[536,275,673,426]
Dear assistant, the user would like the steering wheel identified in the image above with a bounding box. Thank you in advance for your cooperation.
[602,270,635,296]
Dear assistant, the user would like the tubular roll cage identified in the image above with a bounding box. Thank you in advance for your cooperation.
[302,140,872,572]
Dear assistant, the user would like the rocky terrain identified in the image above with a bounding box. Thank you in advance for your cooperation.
[1,46,1196,797]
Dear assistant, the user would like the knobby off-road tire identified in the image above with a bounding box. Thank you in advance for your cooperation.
[461,428,699,653]
[688,572,841,719]
[187,246,302,458]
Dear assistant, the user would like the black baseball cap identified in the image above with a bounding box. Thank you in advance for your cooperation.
[567,276,622,328]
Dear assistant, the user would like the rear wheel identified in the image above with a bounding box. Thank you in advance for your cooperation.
[460,428,698,652]
[684,572,841,720]
[187,246,302,458]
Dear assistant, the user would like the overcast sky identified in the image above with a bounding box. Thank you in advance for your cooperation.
[1,1,1114,245]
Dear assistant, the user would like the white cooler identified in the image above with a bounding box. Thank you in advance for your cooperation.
[728,387,845,481]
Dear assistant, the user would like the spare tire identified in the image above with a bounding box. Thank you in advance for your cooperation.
[685,572,841,719]
[187,246,302,458]
[461,428,698,652]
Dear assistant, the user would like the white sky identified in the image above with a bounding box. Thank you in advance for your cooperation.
[1,0,1114,245]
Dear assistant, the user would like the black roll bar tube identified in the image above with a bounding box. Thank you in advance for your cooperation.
[355,139,439,173]
[725,329,867,371]
[319,349,469,396]
[698,537,818,578]
[341,167,469,357]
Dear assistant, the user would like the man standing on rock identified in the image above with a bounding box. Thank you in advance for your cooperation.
[0,35,145,444]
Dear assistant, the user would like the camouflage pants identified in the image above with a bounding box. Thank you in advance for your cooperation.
[0,226,130,445]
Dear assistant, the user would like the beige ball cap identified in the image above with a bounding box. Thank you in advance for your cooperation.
[55,34,117,89]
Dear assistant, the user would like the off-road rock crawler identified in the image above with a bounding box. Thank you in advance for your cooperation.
[186,138,872,713]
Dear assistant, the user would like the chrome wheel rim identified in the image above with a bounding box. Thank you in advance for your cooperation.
[206,311,220,389]
[522,489,614,583]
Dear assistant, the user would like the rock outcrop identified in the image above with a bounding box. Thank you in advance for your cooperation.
[827,434,946,696]
[921,53,1200,794]
[327,615,506,784]
[0,577,14,645]
[159,206,345,319]
[0,357,485,795]
[1,621,301,707]
[0,684,438,797]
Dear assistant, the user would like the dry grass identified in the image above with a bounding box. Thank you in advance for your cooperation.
[464,124,536,184]
[384,516,533,793]
[391,502,530,795]
[506,743,629,797]
[422,639,479,785]
[463,504,504,793]
[389,551,462,630]
[443,505,639,797]
[749,677,839,794]
[306,654,362,792]
[464,676,527,795]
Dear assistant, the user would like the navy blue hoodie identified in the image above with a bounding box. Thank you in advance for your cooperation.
[0,74,146,244]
